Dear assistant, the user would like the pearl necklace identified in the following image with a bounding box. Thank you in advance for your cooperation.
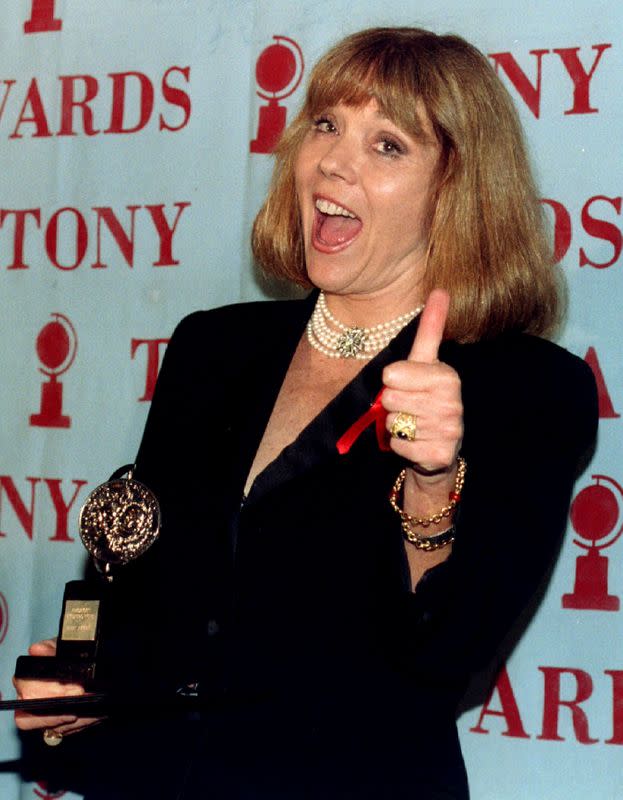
[306,292,423,360]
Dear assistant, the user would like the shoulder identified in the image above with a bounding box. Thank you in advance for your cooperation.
[444,332,595,402]
[443,333,598,463]
[172,297,311,337]
[163,296,312,364]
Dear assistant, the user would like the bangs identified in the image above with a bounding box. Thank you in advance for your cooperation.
[303,36,432,141]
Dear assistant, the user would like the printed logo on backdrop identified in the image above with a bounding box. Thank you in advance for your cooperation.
[0,72,192,139]
[563,474,622,611]
[30,313,77,429]
[0,475,87,542]
[484,43,619,271]
[0,205,191,272]
[33,783,66,799]
[0,591,8,644]
[540,195,622,269]
[131,338,170,402]
[9,2,192,138]
[584,347,620,419]
[488,43,611,118]
[250,36,304,154]
[24,1,62,33]
[469,663,623,745]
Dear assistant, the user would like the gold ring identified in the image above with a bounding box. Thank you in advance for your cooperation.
[390,412,417,442]
[43,728,64,747]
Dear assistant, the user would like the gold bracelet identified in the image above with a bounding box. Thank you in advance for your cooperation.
[389,457,467,544]
[402,523,456,551]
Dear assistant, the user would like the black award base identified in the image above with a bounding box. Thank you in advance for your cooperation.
[15,579,110,690]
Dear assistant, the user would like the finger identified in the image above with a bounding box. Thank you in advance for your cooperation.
[28,639,57,656]
[14,711,78,731]
[56,717,104,736]
[408,289,449,363]
[13,678,85,701]
[38,718,105,742]
[382,361,454,393]
[385,403,462,439]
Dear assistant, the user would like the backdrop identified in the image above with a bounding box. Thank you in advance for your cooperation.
[1,2,621,798]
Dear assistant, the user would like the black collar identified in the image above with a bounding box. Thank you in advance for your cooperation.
[241,293,424,507]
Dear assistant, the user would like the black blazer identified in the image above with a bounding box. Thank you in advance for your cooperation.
[24,294,598,799]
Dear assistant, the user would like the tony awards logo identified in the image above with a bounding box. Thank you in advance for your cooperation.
[0,591,8,645]
[563,474,622,611]
[30,313,77,429]
[250,35,304,154]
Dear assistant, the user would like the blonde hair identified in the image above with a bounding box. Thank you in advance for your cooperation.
[252,27,561,342]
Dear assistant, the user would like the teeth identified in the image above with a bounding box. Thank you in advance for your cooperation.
[315,198,356,218]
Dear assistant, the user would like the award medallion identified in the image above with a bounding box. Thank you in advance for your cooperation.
[79,474,160,567]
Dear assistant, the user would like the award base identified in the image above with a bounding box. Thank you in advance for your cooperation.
[15,579,109,690]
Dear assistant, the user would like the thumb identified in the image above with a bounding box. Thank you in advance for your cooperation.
[408,289,450,363]
[28,639,57,657]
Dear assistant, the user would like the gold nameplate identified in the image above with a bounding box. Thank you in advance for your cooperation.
[61,600,100,641]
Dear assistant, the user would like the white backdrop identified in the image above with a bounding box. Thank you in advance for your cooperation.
[1,2,621,798]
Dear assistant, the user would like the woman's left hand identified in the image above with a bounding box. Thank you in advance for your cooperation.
[13,639,103,738]
[381,289,463,495]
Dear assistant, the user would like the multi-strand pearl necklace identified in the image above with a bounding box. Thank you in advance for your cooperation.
[306,292,423,360]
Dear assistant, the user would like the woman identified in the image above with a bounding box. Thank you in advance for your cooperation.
[15,27,597,799]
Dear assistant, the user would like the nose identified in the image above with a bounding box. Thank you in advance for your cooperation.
[318,135,357,184]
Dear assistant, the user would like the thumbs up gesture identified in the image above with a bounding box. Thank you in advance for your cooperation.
[382,289,463,480]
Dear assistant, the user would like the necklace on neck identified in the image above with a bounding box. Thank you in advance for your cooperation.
[306,291,423,360]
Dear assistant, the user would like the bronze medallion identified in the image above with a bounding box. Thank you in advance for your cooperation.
[79,477,161,566]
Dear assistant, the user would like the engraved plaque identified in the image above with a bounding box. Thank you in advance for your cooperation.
[61,600,100,641]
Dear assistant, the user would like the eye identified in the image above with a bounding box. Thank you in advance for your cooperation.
[312,116,337,134]
[375,136,405,157]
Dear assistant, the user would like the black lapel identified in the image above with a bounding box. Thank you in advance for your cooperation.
[244,306,425,506]
[222,294,316,505]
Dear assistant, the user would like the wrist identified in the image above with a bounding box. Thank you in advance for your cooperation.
[406,460,458,497]
[389,457,466,550]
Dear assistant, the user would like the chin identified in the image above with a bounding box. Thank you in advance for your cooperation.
[304,251,360,296]
[306,270,354,297]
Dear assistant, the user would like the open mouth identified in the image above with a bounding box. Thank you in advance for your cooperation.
[312,196,362,251]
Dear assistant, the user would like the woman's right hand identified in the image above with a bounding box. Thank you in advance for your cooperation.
[13,638,102,737]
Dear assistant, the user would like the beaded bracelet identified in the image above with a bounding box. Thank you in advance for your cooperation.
[389,457,467,550]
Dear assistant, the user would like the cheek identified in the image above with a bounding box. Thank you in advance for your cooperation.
[293,149,308,191]
[294,153,316,210]
[398,176,436,230]
[371,178,430,233]
[294,137,320,182]
[367,184,435,258]
[294,171,309,224]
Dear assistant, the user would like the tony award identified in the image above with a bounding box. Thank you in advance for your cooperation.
[15,466,160,690]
